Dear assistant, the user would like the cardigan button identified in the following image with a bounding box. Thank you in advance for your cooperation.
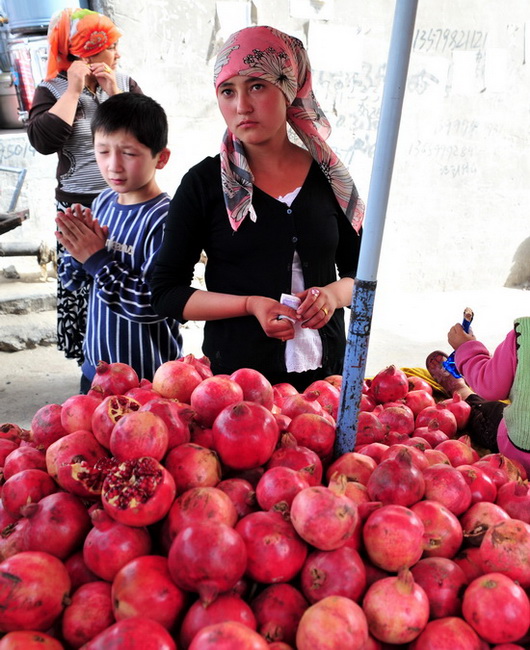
[292,236,298,243]
[286,208,293,214]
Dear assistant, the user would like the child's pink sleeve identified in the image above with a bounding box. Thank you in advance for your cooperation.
[455,329,517,401]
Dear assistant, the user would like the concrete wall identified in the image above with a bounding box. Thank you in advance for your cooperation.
[2,0,530,294]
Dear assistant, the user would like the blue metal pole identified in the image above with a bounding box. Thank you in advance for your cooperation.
[334,0,419,457]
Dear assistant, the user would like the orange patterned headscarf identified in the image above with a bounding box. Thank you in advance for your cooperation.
[45,8,121,80]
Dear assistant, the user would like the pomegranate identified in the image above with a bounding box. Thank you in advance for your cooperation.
[404,389,436,416]
[411,499,463,558]
[88,360,139,398]
[362,568,429,644]
[125,384,162,405]
[408,375,434,393]
[409,617,481,649]
[272,382,299,410]
[236,510,308,583]
[369,365,409,403]
[480,518,530,588]
[460,500,511,547]
[188,620,268,650]
[286,413,335,461]
[462,572,530,644]
[0,632,64,649]
[91,394,141,449]
[168,521,247,605]
[0,551,71,631]
[0,518,30,560]
[355,410,385,446]
[410,557,468,618]
[496,481,530,523]
[453,546,485,582]
[30,403,68,449]
[255,466,309,511]
[0,439,19,466]
[474,456,512,488]
[413,420,449,447]
[112,555,186,629]
[435,438,479,467]
[281,391,327,420]
[64,550,99,591]
[290,484,357,551]
[363,504,425,572]
[357,441,389,463]
[325,451,376,485]
[81,616,176,649]
[304,379,340,419]
[166,486,238,541]
[230,367,275,410]
[377,403,415,435]
[83,509,152,581]
[60,393,102,433]
[440,391,472,429]
[61,580,114,648]
[0,422,26,443]
[3,446,46,480]
[296,595,368,650]
[366,447,425,506]
[139,398,193,449]
[250,583,308,645]
[359,392,377,412]
[424,448,451,465]
[179,353,214,379]
[212,401,279,470]
[164,442,222,494]
[267,433,323,486]
[180,593,257,649]
[190,376,245,428]
[109,410,169,461]
[422,463,473,515]
[300,545,366,603]
[457,464,498,504]
[152,359,203,402]
[101,457,176,527]
[217,477,257,518]
[1,468,57,518]
[22,491,91,559]
[415,404,458,437]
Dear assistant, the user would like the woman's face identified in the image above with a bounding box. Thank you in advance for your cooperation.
[216,75,288,146]
[86,41,120,70]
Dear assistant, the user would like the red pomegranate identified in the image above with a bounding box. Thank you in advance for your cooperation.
[3,445,46,480]
[83,509,152,582]
[112,555,186,630]
[440,391,472,429]
[366,447,425,506]
[101,457,176,527]
[422,463,473,515]
[188,620,268,650]
[272,382,299,410]
[109,410,169,461]
[296,595,368,650]
[415,404,458,438]
[410,557,468,619]
[236,510,308,583]
[462,572,530,644]
[287,413,335,460]
[60,393,102,433]
[179,353,214,379]
[480,518,530,588]
[407,375,433,393]
[81,616,176,649]
[404,389,436,416]
[435,438,479,467]
[369,365,409,404]
[180,593,257,649]
[91,394,141,449]
[164,442,222,494]
[408,617,481,649]
[460,500,511,547]
[456,464,498,504]
[300,545,366,604]
[1,468,57,518]
[152,359,203,402]
[0,551,71,632]
[325,451,376,486]
[290,484,357,551]
[495,480,530,523]
[30,403,68,449]
[212,401,280,470]
[0,631,64,649]
[0,518,30,560]
[362,567,429,645]
[139,398,193,450]
[64,550,99,591]
[411,499,463,559]
[355,410,385,446]
[363,504,425,572]
[230,367,275,410]
[267,433,323,486]
[304,379,340,420]
[190,376,245,428]
[281,391,327,420]
[88,360,139,398]
[377,403,415,435]
[250,583,308,645]
[217,477,257,518]
[453,546,484,583]
[61,580,114,648]
[413,421,449,447]
[255,465,309,511]
[168,521,247,605]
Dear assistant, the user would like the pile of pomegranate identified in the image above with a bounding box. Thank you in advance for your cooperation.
[0,356,529,649]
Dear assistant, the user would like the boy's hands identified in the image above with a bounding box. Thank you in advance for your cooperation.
[448,323,476,350]
[56,204,108,263]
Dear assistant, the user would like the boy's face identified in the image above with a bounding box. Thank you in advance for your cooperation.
[94,128,168,204]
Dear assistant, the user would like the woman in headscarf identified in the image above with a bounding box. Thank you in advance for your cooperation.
[152,25,364,391]
[27,8,142,366]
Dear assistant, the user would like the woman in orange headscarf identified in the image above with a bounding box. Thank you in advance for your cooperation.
[27,8,142,365]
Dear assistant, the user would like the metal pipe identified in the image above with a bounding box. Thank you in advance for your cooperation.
[334,0,419,457]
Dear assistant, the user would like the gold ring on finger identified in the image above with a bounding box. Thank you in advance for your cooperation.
[321,306,328,316]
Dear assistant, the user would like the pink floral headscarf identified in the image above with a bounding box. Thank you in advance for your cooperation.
[214,25,364,233]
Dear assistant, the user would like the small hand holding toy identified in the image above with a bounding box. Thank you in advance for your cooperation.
[443,307,474,378]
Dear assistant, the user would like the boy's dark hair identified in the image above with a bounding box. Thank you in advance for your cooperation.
[91,92,168,156]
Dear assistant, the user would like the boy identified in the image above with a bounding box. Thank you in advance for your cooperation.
[56,92,181,392]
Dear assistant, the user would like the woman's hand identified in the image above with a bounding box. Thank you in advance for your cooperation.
[66,60,91,94]
[90,63,121,96]
[55,205,107,263]
[246,296,297,341]
[294,287,336,329]
[448,323,476,350]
